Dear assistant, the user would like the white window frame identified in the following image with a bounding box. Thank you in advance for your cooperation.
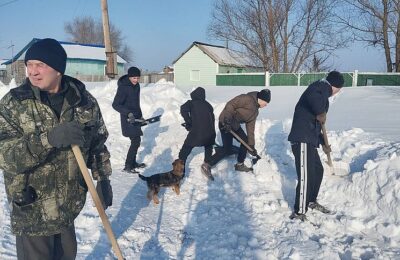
[190,70,200,81]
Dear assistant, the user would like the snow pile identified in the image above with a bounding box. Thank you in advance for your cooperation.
[0,81,399,259]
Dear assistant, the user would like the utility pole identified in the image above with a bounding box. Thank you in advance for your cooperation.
[101,0,117,79]
[7,41,15,77]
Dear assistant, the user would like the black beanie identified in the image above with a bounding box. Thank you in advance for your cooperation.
[128,66,141,77]
[257,89,271,103]
[326,71,344,88]
[24,38,67,74]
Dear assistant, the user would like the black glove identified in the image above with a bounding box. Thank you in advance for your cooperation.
[96,179,113,210]
[222,118,232,133]
[127,113,135,124]
[47,121,84,148]
[248,146,258,156]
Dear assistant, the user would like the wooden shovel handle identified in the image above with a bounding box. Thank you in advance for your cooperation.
[321,124,333,167]
[71,145,124,260]
[229,130,261,159]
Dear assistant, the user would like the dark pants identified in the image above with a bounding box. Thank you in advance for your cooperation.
[178,143,213,164]
[209,123,248,167]
[125,136,141,167]
[291,142,324,214]
[16,224,77,260]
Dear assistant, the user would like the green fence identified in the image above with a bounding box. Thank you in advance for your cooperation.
[217,73,264,86]
[216,72,400,87]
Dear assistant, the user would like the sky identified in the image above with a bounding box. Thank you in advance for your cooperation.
[0,0,387,72]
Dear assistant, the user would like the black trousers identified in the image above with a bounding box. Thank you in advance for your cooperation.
[125,136,141,167]
[209,123,248,167]
[291,142,324,214]
[16,224,76,260]
[178,143,213,164]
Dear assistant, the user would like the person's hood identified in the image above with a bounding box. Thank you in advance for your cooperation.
[190,87,206,101]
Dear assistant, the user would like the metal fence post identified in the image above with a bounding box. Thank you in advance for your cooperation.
[353,70,358,87]
[265,71,270,87]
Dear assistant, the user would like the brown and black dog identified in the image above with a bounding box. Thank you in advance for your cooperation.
[138,159,185,204]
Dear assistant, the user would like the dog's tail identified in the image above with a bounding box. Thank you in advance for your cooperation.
[138,174,147,181]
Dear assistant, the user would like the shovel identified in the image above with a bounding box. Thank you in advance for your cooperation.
[321,124,349,176]
[72,145,125,260]
[229,130,261,167]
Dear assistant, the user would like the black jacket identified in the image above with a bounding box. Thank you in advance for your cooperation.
[112,75,143,137]
[288,79,332,147]
[181,87,216,147]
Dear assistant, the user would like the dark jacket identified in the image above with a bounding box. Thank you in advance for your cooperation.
[0,76,111,236]
[288,79,332,147]
[219,91,260,146]
[181,87,216,147]
[112,75,143,137]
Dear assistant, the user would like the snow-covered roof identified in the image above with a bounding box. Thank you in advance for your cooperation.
[2,38,126,65]
[173,41,257,67]
[0,60,6,69]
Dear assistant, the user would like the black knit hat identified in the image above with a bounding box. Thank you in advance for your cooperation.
[128,66,141,77]
[257,89,271,103]
[24,38,67,74]
[326,71,344,88]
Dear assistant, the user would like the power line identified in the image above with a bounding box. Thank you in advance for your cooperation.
[0,0,20,8]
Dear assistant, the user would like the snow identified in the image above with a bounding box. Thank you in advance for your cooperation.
[196,42,255,67]
[61,42,126,63]
[0,80,399,259]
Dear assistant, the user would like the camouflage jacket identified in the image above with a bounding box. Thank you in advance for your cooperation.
[0,76,111,236]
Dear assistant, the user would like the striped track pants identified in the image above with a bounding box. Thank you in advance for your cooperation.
[291,142,324,214]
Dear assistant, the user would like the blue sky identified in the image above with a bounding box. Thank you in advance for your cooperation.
[0,0,386,72]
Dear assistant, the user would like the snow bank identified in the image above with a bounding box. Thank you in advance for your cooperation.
[0,81,399,259]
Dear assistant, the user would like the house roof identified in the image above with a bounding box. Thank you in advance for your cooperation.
[2,38,126,65]
[0,60,6,69]
[173,41,256,67]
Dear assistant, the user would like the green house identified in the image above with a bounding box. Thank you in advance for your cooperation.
[2,38,126,84]
[173,41,261,87]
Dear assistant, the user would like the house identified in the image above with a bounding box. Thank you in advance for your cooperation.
[1,38,126,84]
[173,41,262,86]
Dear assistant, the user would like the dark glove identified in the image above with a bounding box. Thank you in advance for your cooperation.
[248,146,258,156]
[316,112,327,124]
[322,144,332,155]
[47,121,84,148]
[96,179,113,210]
[222,118,232,133]
[127,113,135,124]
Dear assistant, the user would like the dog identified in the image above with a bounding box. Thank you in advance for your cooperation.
[138,159,185,204]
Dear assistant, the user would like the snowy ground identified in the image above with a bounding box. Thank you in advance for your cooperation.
[0,80,399,259]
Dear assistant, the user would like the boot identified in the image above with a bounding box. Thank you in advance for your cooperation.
[234,163,253,172]
[201,162,214,181]
[289,212,307,221]
[123,165,138,174]
[133,162,146,169]
[308,201,332,214]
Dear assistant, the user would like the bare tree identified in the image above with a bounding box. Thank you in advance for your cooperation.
[64,16,133,62]
[208,0,347,72]
[339,0,400,72]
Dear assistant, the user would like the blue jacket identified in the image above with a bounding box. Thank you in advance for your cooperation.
[288,79,332,147]
[112,75,143,137]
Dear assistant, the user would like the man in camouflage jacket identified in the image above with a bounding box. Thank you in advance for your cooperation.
[0,38,113,259]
